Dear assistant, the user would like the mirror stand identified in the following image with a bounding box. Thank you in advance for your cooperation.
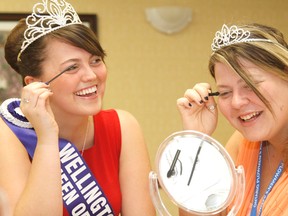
[149,166,245,216]
[227,165,245,216]
[149,171,172,216]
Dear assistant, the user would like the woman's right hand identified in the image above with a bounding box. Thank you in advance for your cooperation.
[20,82,58,137]
[176,83,218,135]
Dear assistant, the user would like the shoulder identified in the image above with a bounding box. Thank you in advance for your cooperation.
[114,109,140,128]
[96,109,142,137]
[225,130,244,163]
[95,109,139,126]
[0,115,18,138]
[114,109,144,144]
[0,114,30,163]
[0,116,11,133]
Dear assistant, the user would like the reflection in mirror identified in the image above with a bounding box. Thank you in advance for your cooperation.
[150,130,245,216]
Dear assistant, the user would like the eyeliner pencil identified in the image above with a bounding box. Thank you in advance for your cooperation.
[187,140,203,186]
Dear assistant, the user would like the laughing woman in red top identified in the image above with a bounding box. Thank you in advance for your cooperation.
[0,0,155,215]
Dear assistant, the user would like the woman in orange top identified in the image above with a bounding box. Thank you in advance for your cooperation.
[177,23,288,215]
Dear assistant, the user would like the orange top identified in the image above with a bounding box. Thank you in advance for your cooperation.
[236,139,288,215]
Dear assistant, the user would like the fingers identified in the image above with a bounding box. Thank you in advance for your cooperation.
[177,83,218,113]
[184,83,211,103]
[176,97,191,109]
[20,82,52,110]
[177,83,218,134]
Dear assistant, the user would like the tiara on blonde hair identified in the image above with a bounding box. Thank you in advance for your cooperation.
[211,24,272,51]
[17,0,82,62]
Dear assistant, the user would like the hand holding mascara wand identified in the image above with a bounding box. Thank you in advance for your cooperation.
[188,92,219,107]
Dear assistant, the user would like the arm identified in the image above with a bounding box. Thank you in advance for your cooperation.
[0,118,62,216]
[116,110,155,216]
[0,82,63,216]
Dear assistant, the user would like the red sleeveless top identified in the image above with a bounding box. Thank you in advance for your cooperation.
[63,110,122,215]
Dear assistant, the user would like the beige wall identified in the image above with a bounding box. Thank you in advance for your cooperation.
[2,0,288,214]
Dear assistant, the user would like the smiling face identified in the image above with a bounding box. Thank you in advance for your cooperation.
[215,58,288,142]
[40,38,107,118]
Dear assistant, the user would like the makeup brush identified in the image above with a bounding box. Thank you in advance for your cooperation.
[188,92,219,107]
[45,64,76,85]
[204,92,219,100]
[208,92,219,97]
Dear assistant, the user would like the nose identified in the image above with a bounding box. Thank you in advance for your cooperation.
[230,90,250,109]
[81,65,97,82]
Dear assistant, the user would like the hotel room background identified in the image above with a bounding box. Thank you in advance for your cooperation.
[1,0,287,214]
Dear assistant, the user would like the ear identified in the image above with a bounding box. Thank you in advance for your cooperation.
[23,76,41,85]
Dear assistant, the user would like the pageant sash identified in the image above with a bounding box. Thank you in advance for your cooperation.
[0,98,114,216]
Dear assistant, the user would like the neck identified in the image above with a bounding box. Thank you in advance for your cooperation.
[265,140,284,161]
[263,141,284,173]
[57,115,93,151]
[267,131,288,156]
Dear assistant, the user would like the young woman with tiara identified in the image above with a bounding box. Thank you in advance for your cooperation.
[0,0,155,215]
[177,23,288,215]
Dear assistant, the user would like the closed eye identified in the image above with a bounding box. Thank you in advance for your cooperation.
[218,91,232,97]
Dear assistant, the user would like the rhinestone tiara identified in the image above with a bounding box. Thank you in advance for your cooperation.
[17,0,82,61]
[211,24,272,51]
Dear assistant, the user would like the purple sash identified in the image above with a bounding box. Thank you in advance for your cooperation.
[0,98,114,216]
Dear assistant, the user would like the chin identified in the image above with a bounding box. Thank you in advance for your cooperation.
[91,103,103,114]
[240,130,264,142]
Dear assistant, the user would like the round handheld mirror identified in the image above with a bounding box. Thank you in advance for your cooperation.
[149,130,245,216]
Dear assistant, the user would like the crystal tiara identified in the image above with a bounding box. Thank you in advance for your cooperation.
[211,24,272,51]
[17,0,82,61]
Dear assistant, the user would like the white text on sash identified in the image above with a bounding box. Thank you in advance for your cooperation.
[60,143,113,216]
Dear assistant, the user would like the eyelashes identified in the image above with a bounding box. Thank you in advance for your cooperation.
[45,64,78,85]
[45,56,103,85]
[65,64,78,72]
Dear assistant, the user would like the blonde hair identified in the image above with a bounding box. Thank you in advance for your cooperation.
[209,23,288,114]
[209,23,288,166]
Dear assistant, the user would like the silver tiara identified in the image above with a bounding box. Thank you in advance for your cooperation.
[17,0,82,61]
[211,24,272,51]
